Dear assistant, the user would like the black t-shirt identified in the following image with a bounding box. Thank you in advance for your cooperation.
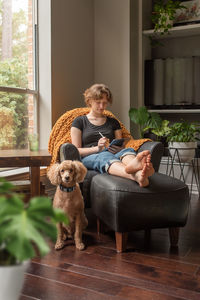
[71,115,121,148]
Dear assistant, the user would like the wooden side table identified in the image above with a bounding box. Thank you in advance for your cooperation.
[0,149,51,197]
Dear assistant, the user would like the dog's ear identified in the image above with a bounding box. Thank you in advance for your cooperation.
[47,163,62,185]
[73,161,87,183]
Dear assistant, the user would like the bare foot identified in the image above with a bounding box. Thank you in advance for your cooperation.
[131,167,149,187]
[131,160,155,187]
[146,154,155,177]
[125,150,150,174]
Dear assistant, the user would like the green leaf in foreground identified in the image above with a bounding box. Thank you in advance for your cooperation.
[0,178,68,265]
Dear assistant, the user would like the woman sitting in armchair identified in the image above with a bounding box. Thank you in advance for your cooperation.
[71,83,154,187]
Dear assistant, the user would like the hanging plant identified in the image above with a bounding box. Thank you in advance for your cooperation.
[150,0,186,46]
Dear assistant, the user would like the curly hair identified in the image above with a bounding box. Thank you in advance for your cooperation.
[83,83,113,106]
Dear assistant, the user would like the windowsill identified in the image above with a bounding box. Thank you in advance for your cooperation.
[0,166,46,177]
[0,167,29,177]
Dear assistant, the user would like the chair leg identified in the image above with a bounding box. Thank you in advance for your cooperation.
[144,229,151,239]
[115,232,128,253]
[169,227,180,247]
[97,218,101,236]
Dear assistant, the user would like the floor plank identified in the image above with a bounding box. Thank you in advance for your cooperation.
[22,274,125,300]
[31,245,200,299]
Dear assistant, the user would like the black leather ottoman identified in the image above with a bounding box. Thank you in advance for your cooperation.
[90,172,190,252]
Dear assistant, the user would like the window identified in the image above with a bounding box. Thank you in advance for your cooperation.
[0,0,38,150]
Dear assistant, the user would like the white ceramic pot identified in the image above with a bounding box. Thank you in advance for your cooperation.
[0,261,29,300]
[169,142,197,163]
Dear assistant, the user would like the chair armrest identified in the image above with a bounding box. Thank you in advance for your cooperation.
[59,143,81,162]
[137,141,164,172]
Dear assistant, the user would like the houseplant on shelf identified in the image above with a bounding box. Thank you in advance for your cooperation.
[151,0,186,45]
[0,178,68,300]
[129,106,162,138]
[167,120,200,162]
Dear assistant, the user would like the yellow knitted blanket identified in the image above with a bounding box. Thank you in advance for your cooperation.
[48,107,150,165]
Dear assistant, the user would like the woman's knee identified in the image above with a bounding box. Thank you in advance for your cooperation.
[115,148,136,160]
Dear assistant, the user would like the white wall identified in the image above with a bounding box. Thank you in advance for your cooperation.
[38,0,131,149]
[51,0,94,125]
[94,0,130,129]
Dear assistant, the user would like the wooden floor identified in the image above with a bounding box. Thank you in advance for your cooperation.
[20,182,200,300]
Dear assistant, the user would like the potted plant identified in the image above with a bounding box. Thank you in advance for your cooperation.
[166,120,200,162]
[150,0,186,45]
[150,119,171,150]
[0,178,68,300]
[129,106,162,138]
[151,119,171,139]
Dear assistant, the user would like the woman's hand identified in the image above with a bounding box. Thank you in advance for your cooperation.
[98,137,109,152]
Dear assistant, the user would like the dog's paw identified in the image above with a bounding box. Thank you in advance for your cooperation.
[55,241,65,250]
[63,233,68,240]
[76,242,85,251]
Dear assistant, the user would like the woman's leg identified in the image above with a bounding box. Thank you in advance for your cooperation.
[107,161,135,180]
[122,152,154,177]
[108,149,155,187]
[81,151,119,173]
[108,160,151,187]
[121,150,149,173]
[82,149,154,187]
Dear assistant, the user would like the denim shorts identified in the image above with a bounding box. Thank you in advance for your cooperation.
[81,147,136,173]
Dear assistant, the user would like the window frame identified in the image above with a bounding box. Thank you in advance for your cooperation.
[0,0,39,134]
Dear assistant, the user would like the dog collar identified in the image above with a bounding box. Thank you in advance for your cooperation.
[59,184,76,192]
